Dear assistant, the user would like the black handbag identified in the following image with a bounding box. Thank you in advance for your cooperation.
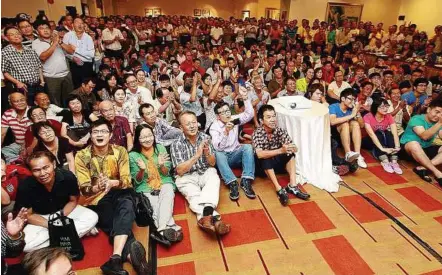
[131,190,155,228]
[48,211,85,261]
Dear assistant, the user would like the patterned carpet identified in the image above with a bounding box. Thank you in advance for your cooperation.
[76,151,442,275]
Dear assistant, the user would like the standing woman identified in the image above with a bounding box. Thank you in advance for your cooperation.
[363,98,403,174]
[129,124,183,245]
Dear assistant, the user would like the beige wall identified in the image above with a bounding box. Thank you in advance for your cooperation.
[398,0,441,35]
[2,0,82,22]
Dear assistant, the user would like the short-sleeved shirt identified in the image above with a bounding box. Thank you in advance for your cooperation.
[1,108,32,145]
[110,116,132,148]
[32,39,69,78]
[328,103,352,118]
[401,91,428,106]
[1,44,42,85]
[400,114,441,148]
[252,126,292,151]
[24,119,62,148]
[363,113,394,132]
[35,137,73,168]
[1,165,32,201]
[328,81,352,97]
[14,169,80,215]
[180,90,204,116]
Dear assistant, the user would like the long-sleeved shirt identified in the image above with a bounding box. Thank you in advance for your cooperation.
[63,31,95,62]
[145,118,183,147]
[209,98,253,152]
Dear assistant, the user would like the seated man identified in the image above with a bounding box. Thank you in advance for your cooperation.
[14,151,98,252]
[401,78,429,114]
[400,99,442,186]
[170,111,230,235]
[155,87,183,126]
[252,104,310,206]
[23,247,75,275]
[98,100,134,151]
[139,103,182,147]
[209,92,255,201]
[329,88,367,168]
[34,91,65,122]
[75,118,149,275]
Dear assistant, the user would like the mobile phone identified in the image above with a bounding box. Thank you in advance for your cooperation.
[231,118,240,125]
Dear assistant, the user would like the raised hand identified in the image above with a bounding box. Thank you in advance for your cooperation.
[158,153,170,166]
[6,207,27,238]
[136,158,146,170]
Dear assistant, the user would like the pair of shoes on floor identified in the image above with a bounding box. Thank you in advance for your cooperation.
[101,241,149,275]
[229,178,256,200]
[276,184,310,206]
[345,152,367,169]
[197,215,230,235]
[381,162,403,174]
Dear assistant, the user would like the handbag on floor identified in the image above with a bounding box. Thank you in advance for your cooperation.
[131,190,155,228]
[48,211,85,261]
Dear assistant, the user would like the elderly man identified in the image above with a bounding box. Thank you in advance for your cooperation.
[34,91,65,122]
[171,111,231,235]
[14,151,98,252]
[1,92,32,163]
[252,104,310,206]
[99,100,134,151]
[75,118,149,274]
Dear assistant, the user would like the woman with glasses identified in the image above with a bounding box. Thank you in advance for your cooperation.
[32,122,75,173]
[129,124,182,246]
[362,98,403,174]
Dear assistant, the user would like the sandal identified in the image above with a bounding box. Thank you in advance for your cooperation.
[413,167,432,182]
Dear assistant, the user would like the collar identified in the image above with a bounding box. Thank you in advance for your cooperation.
[91,144,115,158]
[9,107,30,119]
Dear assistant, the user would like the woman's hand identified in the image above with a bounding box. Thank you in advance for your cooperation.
[158,153,170,167]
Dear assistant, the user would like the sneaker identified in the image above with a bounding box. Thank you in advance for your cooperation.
[213,219,231,235]
[345,151,360,163]
[390,162,403,174]
[276,188,289,206]
[101,255,129,275]
[129,241,150,275]
[197,215,216,234]
[240,178,256,199]
[381,162,394,173]
[285,184,310,200]
[228,181,239,201]
[357,156,367,168]
[332,164,350,176]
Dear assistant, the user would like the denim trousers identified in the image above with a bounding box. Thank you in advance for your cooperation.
[215,144,255,184]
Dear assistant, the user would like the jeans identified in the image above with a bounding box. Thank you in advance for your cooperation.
[215,144,255,185]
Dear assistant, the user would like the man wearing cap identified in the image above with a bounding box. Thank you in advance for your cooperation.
[32,20,74,107]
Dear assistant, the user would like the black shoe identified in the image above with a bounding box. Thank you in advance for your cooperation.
[150,231,171,247]
[163,228,183,243]
[129,241,150,275]
[240,178,256,199]
[286,184,310,200]
[228,181,239,201]
[100,255,129,275]
[276,188,289,206]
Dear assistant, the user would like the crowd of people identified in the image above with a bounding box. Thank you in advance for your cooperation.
[1,10,442,275]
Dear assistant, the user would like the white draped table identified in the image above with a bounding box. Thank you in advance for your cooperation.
[269,96,340,192]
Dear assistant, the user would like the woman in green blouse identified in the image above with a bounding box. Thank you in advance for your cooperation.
[129,124,182,244]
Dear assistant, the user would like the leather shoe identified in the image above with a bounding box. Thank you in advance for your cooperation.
[163,228,183,243]
[129,241,150,275]
[214,219,231,235]
[100,255,129,275]
[286,184,310,200]
[150,231,171,247]
[228,181,239,201]
[276,188,289,206]
[240,178,256,199]
[198,215,216,234]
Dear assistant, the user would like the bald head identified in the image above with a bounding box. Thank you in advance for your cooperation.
[99,100,115,122]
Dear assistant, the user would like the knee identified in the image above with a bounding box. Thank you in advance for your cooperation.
[215,151,227,163]
[405,141,420,153]
[160,184,175,198]
[242,144,254,155]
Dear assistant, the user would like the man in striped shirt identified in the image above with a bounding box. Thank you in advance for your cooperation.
[1,92,31,163]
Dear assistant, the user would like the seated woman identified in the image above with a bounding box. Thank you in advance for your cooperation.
[32,122,75,173]
[111,87,136,132]
[129,124,182,245]
[363,98,403,174]
[305,83,328,106]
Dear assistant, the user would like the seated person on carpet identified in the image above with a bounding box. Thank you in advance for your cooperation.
[362,98,403,174]
[329,88,367,168]
[387,85,411,136]
[23,247,75,275]
[75,118,149,275]
[1,207,27,275]
[401,78,430,115]
[305,83,328,106]
[129,124,183,246]
[400,99,442,186]
[170,111,231,236]
[252,104,310,206]
[139,103,183,147]
[209,90,255,201]
[14,151,98,253]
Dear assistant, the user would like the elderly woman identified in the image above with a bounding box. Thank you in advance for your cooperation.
[129,124,182,245]
[111,87,136,132]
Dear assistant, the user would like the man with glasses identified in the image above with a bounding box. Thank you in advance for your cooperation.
[2,26,44,105]
[125,74,160,120]
[75,118,149,274]
[32,20,74,107]
[327,70,352,103]
[171,111,231,236]
[401,78,430,114]
[1,92,32,163]
[17,18,37,49]
[329,88,367,168]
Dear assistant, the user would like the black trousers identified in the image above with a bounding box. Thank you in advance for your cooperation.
[88,189,136,260]
[105,49,124,60]
[69,61,93,89]
[255,153,295,177]
[362,130,397,160]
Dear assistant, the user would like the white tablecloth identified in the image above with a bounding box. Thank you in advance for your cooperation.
[269,96,340,192]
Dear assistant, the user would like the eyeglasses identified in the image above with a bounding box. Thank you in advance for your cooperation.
[378,104,390,109]
[346,97,355,101]
[218,109,231,116]
[91,130,110,135]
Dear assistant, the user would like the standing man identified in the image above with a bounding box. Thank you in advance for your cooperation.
[2,26,44,105]
[75,119,149,275]
[63,17,94,89]
[17,18,38,49]
[171,111,231,235]
[102,19,125,60]
[252,105,310,206]
[14,151,98,252]
[210,22,224,46]
[32,20,73,107]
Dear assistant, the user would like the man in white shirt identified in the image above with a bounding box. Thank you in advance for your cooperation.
[124,74,161,121]
[102,19,124,60]
[210,22,224,46]
[327,70,352,103]
[32,20,73,107]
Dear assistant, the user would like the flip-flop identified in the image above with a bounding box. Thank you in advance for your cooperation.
[413,167,432,182]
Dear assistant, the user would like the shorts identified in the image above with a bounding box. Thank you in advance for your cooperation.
[400,144,441,160]
[258,153,295,174]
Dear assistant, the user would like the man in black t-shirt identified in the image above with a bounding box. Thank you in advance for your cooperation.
[14,151,98,252]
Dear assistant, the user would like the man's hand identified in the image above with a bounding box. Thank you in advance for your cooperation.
[52,33,60,45]
[6,207,27,238]
[224,121,234,134]
[16,81,27,91]
[351,102,361,118]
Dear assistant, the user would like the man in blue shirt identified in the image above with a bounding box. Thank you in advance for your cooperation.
[329,88,367,168]
[401,78,429,114]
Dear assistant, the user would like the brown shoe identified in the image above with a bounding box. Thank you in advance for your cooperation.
[198,216,215,234]
[214,219,231,235]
